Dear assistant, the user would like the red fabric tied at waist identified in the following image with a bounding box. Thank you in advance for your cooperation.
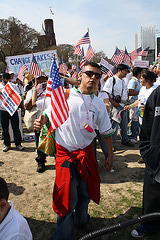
[53,142,101,218]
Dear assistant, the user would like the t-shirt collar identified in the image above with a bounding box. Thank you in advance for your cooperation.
[73,86,94,99]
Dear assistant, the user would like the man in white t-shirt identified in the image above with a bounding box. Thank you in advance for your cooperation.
[34,62,114,240]
[103,64,133,147]
[0,177,32,240]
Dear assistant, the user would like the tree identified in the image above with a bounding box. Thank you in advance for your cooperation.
[0,17,39,59]
[92,50,108,63]
[55,44,75,64]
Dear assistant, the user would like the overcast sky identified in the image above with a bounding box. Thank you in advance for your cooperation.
[1,0,160,58]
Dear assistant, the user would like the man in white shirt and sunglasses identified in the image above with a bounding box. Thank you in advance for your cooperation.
[34,62,114,240]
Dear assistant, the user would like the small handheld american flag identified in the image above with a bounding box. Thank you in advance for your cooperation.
[46,57,69,131]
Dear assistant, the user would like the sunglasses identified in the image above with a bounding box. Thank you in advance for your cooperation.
[83,71,102,79]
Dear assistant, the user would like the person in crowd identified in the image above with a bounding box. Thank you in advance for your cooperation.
[9,71,16,83]
[127,67,142,143]
[16,77,25,117]
[124,70,156,127]
[123,69,132,87]
[124,69,156,163]
[16,78,24,96]
[131,85,160,238]
[0,73,24,152]
[34,62,114,240]
[154,67,160,88]
[103,63,134,148]
[0,177,32,240]
[24,74,48,173]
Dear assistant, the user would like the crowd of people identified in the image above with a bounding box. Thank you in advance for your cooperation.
[0,60,160,239]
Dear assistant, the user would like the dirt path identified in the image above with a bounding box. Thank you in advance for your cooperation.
[0,136,152,240]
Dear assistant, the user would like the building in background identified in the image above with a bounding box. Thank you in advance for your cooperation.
[38,19,56,49]
[141,26,155,64]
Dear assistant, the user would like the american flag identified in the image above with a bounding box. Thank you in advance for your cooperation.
[71,64,77,71]
[138,47,150,57]
[75,32,90,47]
[85,44,95,61]
[100,58,113,74]
[30,55,42,76]
[73,46,82,55]
[58,61,68,75]
[17,64,28,80]
[45,57,69,131]
[80,48,86,69]
[111,47,124,64]
[107,66,118,77]
[122,48,131,67]
[71,71,78,80]
[130,47,142,61]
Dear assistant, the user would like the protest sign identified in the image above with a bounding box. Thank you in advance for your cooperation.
[134,60,149,68]
[0,83,21,116]
[5,50,58,77]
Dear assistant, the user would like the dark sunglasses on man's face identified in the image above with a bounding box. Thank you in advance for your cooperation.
[83,71,102,79]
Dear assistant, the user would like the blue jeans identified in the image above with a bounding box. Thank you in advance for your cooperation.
[111,106,129,146]
[52,162,90,240]
[128,120,140,139]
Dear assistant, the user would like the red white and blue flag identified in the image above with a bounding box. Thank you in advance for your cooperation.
[75,32,90,47]
[73,46,83,56]
[138,47,150,57]
[80,48,86,69]
[107,65,118,77]
[0,83,21,116]
[71,71,78,80]
[100,58,113,74]
[130,47,142,61]
[58,61,68,75]
[30,55,42,76]
[17,64,28,80]
[45,57,69,131]
[111,47,124,65]
[122,48,131,67]
[85,44,95,61]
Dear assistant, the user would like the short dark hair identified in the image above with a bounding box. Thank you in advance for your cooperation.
[84,62,101,70]
[3,73,10,80]
[0,177,9,201]
[141,69,156,83]
[117,63,129,71]
[132,67,142,77]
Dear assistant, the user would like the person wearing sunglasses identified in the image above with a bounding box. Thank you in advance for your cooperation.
[34,62,114,240]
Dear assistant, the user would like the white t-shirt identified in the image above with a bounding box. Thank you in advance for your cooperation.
[154,78,160,88]
[98,91,109,101]
[138,85,156,106]
[138,85,156,125]
[45,87,113,151]
[0,201,32,240]
[24,89,47,119]
[103,75,128,107]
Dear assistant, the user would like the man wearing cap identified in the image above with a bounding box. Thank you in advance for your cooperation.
[103,63,134,148]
